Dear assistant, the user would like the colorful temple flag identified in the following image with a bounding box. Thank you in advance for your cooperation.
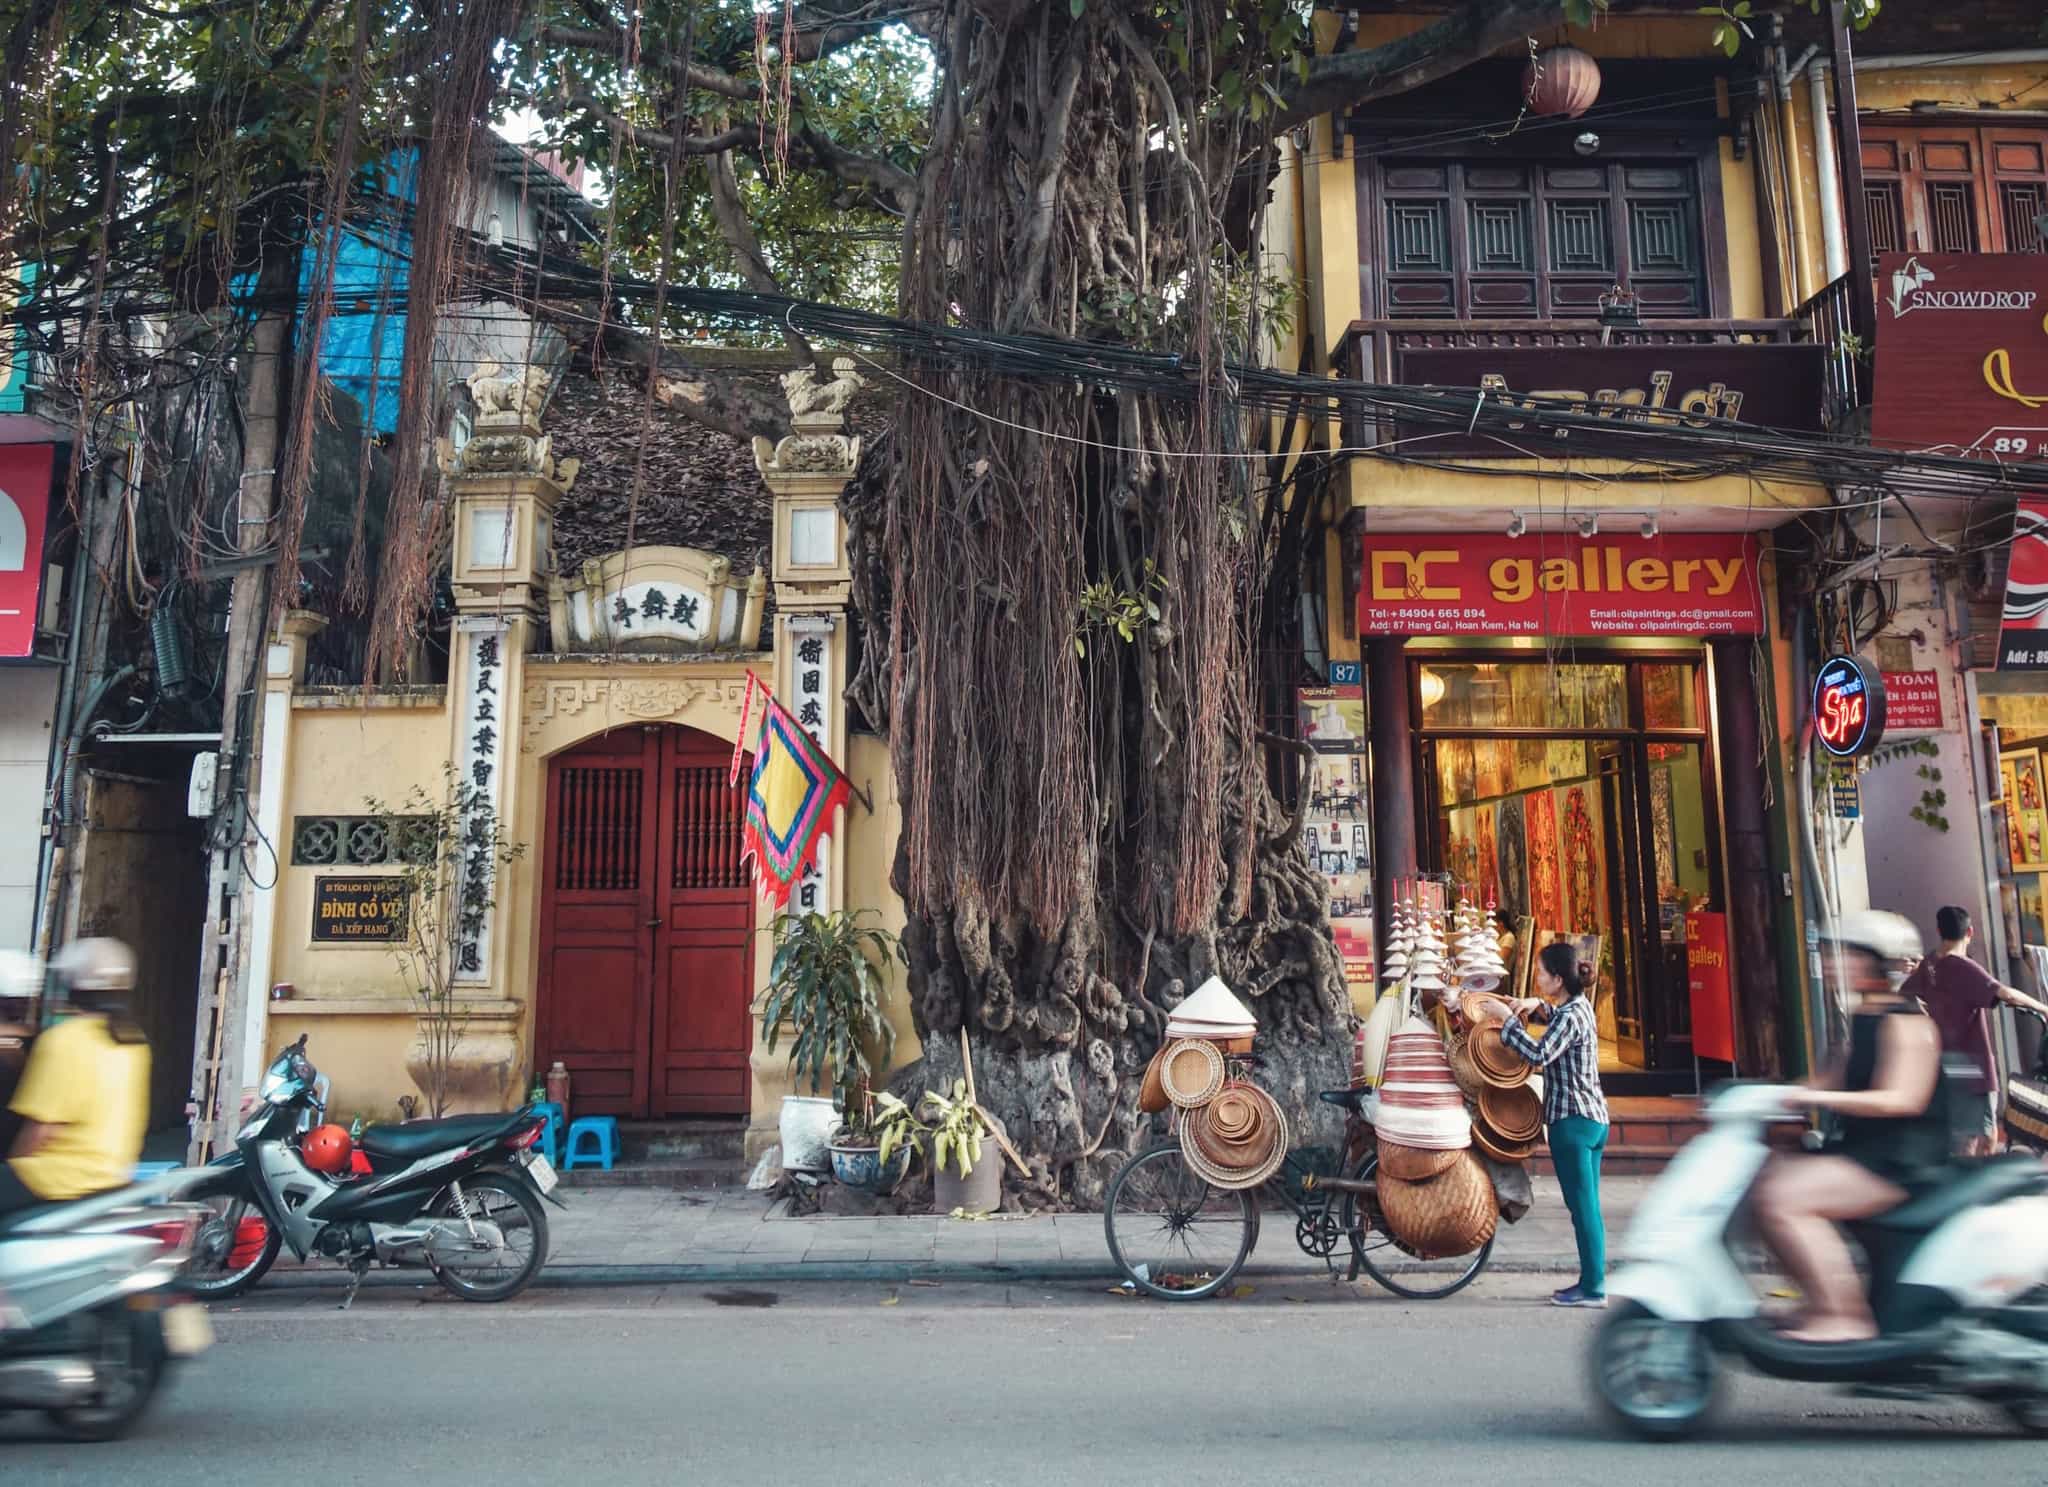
[738,683,850,911]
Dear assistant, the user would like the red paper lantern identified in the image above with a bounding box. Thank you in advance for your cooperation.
[1523,44,1601,119]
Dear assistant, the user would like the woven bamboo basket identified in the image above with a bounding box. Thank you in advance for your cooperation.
[1477,1082,1544,1144]
[1375,1151,1499,1259]
[1138,1047,1169,1115]
[1376,1137,1461,1182]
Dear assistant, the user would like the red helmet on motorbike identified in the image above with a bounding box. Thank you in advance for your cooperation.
[302,1123,354,1175]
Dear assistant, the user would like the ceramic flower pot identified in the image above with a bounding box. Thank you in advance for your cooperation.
[827,1138,911,1194]
[779,1095,838,1172]
[932,1144,1002,1215]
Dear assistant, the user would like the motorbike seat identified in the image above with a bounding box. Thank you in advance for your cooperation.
[357,1110,530,1162]
[1866,1154,2048,1233]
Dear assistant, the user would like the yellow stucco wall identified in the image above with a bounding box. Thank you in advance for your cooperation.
[258,656,915,1132]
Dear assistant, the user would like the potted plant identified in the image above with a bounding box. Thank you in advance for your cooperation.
[828,1082,921,1194]
[922,1079,1002,1215]
[758,908,903,1172]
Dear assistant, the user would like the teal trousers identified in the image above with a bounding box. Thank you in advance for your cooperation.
[1548,1116,1608,1295]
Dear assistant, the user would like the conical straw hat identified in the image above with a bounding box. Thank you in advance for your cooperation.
[1170,976,1256,1031]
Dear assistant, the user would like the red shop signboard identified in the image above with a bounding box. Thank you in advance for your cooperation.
[1356,531,1764,637]
[0,442,53,659]
[1881,670,1942,731]
[1871,253,2048,461]
[1686,909,1735,1065]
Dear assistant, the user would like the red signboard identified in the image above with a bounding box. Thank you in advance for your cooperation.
[1881,670,1942,732]
[0,442,53,658]
[2002,498,2048,669]
[1871,253,2048,461]
[1356,532,1764,637]
[1685,909,1735,1065]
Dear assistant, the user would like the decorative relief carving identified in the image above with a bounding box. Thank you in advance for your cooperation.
[521,675,754,752]
[751,433,861,477]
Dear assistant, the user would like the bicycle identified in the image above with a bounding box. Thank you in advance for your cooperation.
[1103,1082,1496,1302]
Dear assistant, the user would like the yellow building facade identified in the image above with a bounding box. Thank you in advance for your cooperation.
[240,362,914,1159]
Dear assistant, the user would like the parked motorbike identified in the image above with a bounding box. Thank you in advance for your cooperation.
[186,1036,559,1305]
[0,1170,213,1441]
[1590,1082,2048,1439]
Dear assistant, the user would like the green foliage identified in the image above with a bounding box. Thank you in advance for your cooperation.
[1075,562,1168,657]
[1698,0,1879,57]
[869,1090,925,1166]
[920,1079,988,1180]
[1857,736,1949,833]
[759,908,903,1104]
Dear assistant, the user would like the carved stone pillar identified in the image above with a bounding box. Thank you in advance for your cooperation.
[746,359,863,1158]
[439,365,576,1104]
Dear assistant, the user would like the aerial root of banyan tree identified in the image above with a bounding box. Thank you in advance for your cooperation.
[865,6,1355,1209]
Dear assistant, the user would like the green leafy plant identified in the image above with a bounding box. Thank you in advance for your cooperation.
[759,909,903,1108]
[920,1079,988,1180]
[869,1089,926,1166]
[1074,562,1169,658]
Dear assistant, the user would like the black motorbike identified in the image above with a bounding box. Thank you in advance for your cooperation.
[185,1037,559,1304]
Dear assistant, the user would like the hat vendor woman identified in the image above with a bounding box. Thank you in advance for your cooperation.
[1475,942,1610,1307]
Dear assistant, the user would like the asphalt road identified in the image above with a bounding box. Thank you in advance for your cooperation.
[5,1275,2043,1483]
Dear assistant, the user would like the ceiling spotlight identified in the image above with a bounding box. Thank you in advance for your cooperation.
[1505,511,1527,539]
[1640,514,1659,539]
[1574,513,1599,538]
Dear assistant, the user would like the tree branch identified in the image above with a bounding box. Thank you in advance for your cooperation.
[542,22,759,100]
[707,148,816,364]
[796,122,917,212]
[1271,0,1563,136]
[540,303,792,442]
[561,94,752,156]
[785,0,941,62]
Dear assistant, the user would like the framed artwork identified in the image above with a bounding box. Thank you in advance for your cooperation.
[1525,787,1564,928]
[1643,664,1687,729]
[1475,739,1509,801]
[1561,784,1604,935]
[2011,750,2048,870]
[1547,737,1588,783]
[1511,913,1538,1000]
[1476,803,1499,908]
[1437,739,1477,807]
[2002,757,2025,872]
[1495,795,1528,921]
[1515,737,1549,791]
[1650,766,1678,896]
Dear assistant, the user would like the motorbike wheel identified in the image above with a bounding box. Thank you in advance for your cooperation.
[184,1196,282,1301]
[1590,1301,1719,1442]
[430,1171,549,1303]
[47,1304,166,1442]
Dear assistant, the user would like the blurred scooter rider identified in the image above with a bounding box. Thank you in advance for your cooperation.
[0,939,150,1216]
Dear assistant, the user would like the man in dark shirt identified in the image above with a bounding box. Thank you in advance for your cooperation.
[1901,906,2048,1154]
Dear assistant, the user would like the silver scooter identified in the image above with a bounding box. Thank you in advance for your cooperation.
[0,1169,214,1441]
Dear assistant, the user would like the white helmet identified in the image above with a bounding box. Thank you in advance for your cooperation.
[50,937,137,994]
[1823,911,1922,971]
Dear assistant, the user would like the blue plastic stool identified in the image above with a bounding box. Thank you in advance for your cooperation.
[529,1102,566,1167]
[132,1161,180,1180]
[562,1115,619,1172]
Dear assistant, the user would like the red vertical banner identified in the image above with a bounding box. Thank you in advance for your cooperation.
[0,442,53,659]
[1685,910,1735,1064]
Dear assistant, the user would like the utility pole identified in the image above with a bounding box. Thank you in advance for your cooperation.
[187,277,291,1162]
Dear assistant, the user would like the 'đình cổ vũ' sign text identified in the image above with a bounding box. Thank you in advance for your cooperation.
[1357,531,1764,637]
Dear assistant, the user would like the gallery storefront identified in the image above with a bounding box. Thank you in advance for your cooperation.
[1355,528,1782,1092]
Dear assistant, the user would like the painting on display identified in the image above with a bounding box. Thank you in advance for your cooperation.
[2002,757,2026,872]
[1494,795,1528,921]
[1475,803,1499,910]
[1547,737,1588,783]
[1650,766,1679,896]
[1444,809,1479,893]
[1298,677,1375,992]
[1525,787,1565,928]
[1643,666,1687,729]
[2010,750,2048,870]
[1474,739,1509,800]
[1508,663,1547,728]
[1439,739,1477,807]
[1561,784,1604,935]
[1515,738,1550,791]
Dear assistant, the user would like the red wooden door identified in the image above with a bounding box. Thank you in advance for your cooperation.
[537,726,753,1118]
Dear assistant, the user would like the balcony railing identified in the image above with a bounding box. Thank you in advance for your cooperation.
[1334,311,1842,455]
[1793,273,1865,433]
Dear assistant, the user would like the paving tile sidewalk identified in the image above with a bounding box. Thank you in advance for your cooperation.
[264,1173,1707,1290]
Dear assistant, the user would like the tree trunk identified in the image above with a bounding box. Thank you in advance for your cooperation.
[870,7,1351,1207]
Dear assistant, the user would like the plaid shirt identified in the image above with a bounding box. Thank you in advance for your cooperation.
[1499,997,1609,1127]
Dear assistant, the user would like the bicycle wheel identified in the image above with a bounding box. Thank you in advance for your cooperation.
[1104,1143,1257,1301]
[1339,1151,1493,1300]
